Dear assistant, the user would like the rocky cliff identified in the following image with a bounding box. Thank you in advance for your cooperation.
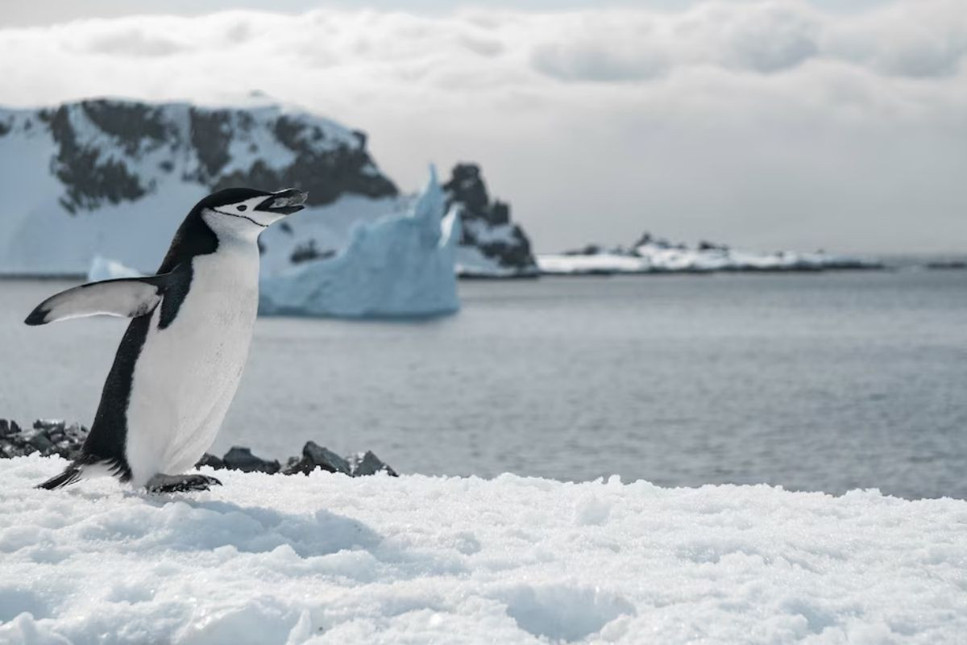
[443,163,538,278]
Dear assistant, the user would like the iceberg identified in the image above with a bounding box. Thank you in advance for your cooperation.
[259,168,461,318]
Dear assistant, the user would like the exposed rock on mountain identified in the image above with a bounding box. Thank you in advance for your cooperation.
[443,163,539,278]
[0,98,397,275]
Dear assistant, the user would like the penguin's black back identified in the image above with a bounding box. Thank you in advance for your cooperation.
[81,315,153,479]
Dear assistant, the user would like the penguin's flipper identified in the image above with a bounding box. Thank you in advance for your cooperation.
[25,275,170,326]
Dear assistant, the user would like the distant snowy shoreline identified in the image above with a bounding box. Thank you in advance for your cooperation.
[537,234,887,276]
[1,455,964,643]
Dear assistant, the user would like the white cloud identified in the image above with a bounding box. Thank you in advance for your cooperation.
[0,0,965,253]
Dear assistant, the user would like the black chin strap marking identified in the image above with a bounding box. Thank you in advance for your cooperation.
[215,208,268,228]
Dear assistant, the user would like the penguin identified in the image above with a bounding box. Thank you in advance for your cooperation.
[27,187,307,493]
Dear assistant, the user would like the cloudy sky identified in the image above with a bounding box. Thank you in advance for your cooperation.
[1,0,965,254]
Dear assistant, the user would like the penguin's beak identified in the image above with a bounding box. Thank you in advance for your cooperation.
[256,188,307,216]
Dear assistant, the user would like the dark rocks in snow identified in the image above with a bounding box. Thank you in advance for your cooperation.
[698,240,728,252]
[221,446,281,474]
[284,441,352,476]
[632,231,686,251]
[1,418,398,479]
[195,453,225,470]
[0,419,20,437]
[44,103,148,214]
[22,98,398,215]
[189,108,233,181]
[277,443,398,478]
[209,442,397,477]
[289,240,336,265]
[0,418,88,460]
[212,113,398,207]
[348,451,399,477]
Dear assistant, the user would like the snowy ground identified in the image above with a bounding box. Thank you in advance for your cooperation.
[1,457,965,644]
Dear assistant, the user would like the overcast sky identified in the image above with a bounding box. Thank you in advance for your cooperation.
[1,0,964,254]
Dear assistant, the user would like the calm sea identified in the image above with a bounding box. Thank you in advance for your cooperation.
[2,270,965,499]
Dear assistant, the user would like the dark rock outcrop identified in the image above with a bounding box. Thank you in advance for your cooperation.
[289,240,336,265]
[44,104,149,213]
[283,441,352,476]
[443,163,539,277]
[348,450,399,477]
[195,453,225,470]
[221,446,281,474]
[12,98,398,215]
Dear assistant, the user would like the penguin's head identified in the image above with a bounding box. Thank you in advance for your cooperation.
[197,187,308,240]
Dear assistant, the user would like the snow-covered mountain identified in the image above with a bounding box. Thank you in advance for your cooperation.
[539,232,883,275]
[443,163,538,278]
[0,98,400,276]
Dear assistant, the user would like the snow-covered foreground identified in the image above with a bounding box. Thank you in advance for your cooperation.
[2,457,965,644]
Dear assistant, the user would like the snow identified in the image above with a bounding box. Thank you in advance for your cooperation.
[259,169,460,319]
[86,256,143,282]
[1,455,965,644]
[537,253,650,275]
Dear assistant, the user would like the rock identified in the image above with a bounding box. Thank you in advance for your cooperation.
[0,419,20,437]
[195,453,225,470]
[443,162,539,277]
[25,430,55,453]
[64,422,88,441]
[3,417,398,479]
[34,419,66,434]
[349,451,399,477]
[283,441,352,476]
[221,446,281,474]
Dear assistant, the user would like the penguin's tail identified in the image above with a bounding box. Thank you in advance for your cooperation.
[37,464,84,490]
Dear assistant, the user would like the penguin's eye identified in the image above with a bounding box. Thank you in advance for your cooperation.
[237,205,248,212]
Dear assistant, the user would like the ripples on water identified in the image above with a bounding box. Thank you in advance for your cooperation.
[2,270,965,499]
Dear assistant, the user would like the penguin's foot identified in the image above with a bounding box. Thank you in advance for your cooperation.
[146,473,222,494]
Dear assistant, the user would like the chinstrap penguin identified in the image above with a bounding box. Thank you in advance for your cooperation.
[27,187,307,493]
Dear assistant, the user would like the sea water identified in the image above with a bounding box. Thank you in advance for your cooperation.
[1,270,964,499]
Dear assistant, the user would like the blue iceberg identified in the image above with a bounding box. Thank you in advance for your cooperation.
[259,168,461,318]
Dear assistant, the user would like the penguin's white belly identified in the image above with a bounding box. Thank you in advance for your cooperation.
[124,249,259,486]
